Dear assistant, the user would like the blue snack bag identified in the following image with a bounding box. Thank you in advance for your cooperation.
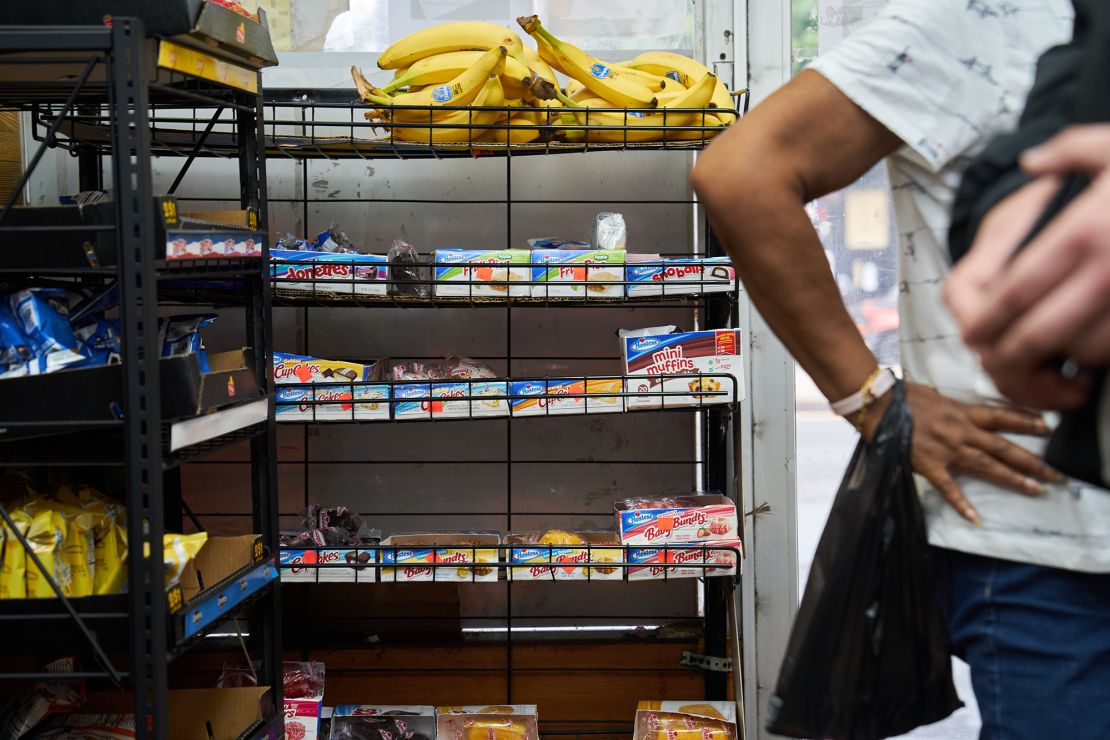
[0,305,30,368]
[8,289,84,373]
[161,314,217,373]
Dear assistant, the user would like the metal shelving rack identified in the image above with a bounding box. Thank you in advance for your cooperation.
[262,89,748,734]
[0,19,280,740]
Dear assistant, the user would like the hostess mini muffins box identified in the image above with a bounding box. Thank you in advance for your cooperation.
[531,249,626,299]
[435,249,530,298]
[621,327,744,409]
[380,534,500,582]
[506,531,623,581]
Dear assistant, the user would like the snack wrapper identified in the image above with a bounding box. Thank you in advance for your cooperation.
[0,509,31,599]
[331,706,436,740]
[0,304,31,368]
[161,314,217,373]
[436,706,538,740]
[633,701,736,740]
[24,508,69,598]
[594,212,627,251]
[388,239,430,297]
[162,532,208,590]
[8,289,84,374]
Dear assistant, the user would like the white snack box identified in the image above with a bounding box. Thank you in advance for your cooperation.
[434,249,531,297]
[531,249,626,299]
[627,256,736,297]
[380,534,500,583]
[621,327,745,409]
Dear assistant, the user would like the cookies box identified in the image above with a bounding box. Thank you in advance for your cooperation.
[615,494,738,546]
[530,249,626,299]
[332,706,437,740]
[437,706,539,740]
[279,546,377,583]
[627,541,741,581]
[271,249,388,296]
[633,701,737,740]
[621,327,745,409]
[627,257,736,297]
[380,534,500,583]
[506,531,623,581]
[510,380,548,417]
[273,352,388,421]
[435,249,531,297]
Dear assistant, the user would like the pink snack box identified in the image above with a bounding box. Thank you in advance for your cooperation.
[615,494,739,546]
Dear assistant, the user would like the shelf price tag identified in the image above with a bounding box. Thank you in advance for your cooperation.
[161,198,178,226]
[252,537,264,564]
[167,584,184,615]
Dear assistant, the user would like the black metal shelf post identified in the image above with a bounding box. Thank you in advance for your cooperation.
[0,18,280,739]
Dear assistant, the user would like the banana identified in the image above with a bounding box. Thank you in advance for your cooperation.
[665,112,726,141]
[479,114,542,144]
[353,47,507,122]
[383,50,533,98]
[378,22,527,70]
[561,72,718,143]
[523,45,558,87]
[625,51,736,123]
[385,75,506,143]
[613,65,668,92]
[517,15,657,108]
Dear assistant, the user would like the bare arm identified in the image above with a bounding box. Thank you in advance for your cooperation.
[692,70,1059,523]
[691,70,901,401]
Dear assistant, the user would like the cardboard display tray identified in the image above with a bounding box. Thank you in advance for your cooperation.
[0,196,263,269]
[4,1,277,67]
[0,348,261,423]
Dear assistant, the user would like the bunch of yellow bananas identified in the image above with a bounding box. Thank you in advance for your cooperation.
[350,17,737,146]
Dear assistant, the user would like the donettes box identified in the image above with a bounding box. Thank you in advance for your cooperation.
[621,327,745,409]
[380,533,500,582]
[270,249,388,295]
[627,541,742,581]
[615,494,738,545]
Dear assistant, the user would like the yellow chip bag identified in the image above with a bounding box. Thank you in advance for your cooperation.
[0,509,31,599]
[25,508,69,598]
[94,519,127,596]
[142,532,207,589]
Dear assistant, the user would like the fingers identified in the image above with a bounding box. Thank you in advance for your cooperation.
[965,426,1062,485]
[922,465,979,524]
[1021,125,1110,176]
[952,445,1043,496]
[964,403,1049,435]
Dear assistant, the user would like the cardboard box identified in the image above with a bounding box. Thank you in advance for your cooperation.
[530,249,626,298]
[286,696,324,740]
[627,256,736,297]
[435,249,531,297]
[270,249,389,296]
[172,534,277,640]
[615,494,738,546]
[509,380,548,417]
[437,706,539,740]
[627,541,741,581]
[633,701,737,740]
[380,534,500,583]
[507,532,623,581]
[273,352,388,422]
[279,546,377,583]
[332,706,436,740]
[545,378,585,415]
[39,688,268,738]
[621,328,745,409]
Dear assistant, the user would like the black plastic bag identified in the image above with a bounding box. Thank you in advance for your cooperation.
[766,381,962,739]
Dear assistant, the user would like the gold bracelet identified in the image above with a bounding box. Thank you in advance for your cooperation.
[853,367,884,433]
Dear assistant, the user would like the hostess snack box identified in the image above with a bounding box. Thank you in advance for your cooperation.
[507,531,623,581]
[437,706,539,740]
[621,327,744,409]
[545,378,585,415]
[585,377,623,414]
[627,541,741,581]
[393,382,432,420]
[331,706,436,740]
[278,546,377,583]
[435,249,530,298]
[530,249,626,299]
[430,380,472,419]
[273,352,388,421]
[380,534,500,583]
[615,494,739,546]
[471,380,509,417]
[509,380,548,417]
[633,701,737,740]
[270,249,388,296]
[627,257,736,297]
[167,232,263,259]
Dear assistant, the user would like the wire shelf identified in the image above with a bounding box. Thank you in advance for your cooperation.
[279,543,742,584]
[276,373,741,423]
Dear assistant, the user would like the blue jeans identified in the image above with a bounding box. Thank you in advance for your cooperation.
[931,547,1110,740]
